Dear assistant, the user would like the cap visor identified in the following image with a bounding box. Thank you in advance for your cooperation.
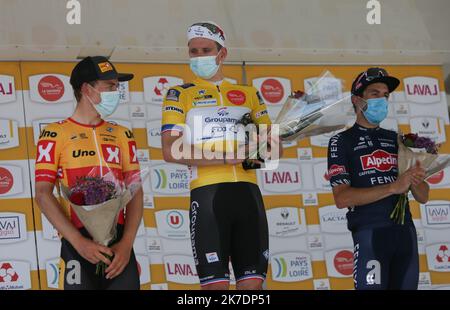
[118,73,134,82]
[370,76,400,93]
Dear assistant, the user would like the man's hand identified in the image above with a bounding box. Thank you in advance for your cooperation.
[105,240,133,279]
[390,161,426,194]
[73,236,114,265]
[410,161,426,187]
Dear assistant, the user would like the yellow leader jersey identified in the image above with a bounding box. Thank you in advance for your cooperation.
[162,78,271,190]
[35,118,140,228]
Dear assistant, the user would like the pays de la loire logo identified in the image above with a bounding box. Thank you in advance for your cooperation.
[361,150,398,172]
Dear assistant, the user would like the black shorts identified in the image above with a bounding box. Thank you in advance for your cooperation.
[190,182,269,287]
[59,225,140,290]
[352,224,419,290]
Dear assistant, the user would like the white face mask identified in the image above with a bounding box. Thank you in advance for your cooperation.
[86,84,120,119]
[189,53,221,79]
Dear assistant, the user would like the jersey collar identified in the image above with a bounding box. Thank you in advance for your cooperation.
[353,123,381,133]
[194,78,233,88]
[68,117,105,128]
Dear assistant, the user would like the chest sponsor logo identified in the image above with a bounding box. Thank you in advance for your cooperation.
[0,75,16,104]
[128,141,138,164]
[404,77,440,104]
[226,90,246,105]
[101,144,121,165]
[360,150,397,172]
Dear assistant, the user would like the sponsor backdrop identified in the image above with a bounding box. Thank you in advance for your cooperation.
[1,62,450,290]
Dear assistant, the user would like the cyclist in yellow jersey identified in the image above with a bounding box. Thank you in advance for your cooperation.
[35,56,143,289]
[162,21,282,290]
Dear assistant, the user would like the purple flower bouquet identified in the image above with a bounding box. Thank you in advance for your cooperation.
[60,168,148,275]
[391,133,450,224]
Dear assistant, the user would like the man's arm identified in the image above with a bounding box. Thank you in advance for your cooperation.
[332,167,421,209]
[105,187,143,279]
[35,181,113,265]
[162,131,244,166]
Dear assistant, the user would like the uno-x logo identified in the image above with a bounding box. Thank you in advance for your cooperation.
[36,140,55,164]
[128,141,138,164]
[102,145,121,164]
[360,150,397,172]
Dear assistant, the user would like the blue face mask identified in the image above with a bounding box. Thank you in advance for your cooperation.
[190,55,220,79]
[87,85,120,119]
[362,97,389,125]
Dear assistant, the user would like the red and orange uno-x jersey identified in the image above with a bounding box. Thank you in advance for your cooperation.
[35,118,140,229]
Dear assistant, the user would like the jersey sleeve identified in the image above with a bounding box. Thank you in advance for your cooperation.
[161,87,186,133]
[327,133,351,187]
[119,127,141,186]
[251,89,272,125]
[35,123,64,184]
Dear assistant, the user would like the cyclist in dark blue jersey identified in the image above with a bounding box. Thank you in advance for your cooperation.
[327,68,430,290]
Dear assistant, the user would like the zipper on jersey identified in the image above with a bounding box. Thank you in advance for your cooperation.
[216,85,224,107]
[92,127,104,177]
[217,84,238,181]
